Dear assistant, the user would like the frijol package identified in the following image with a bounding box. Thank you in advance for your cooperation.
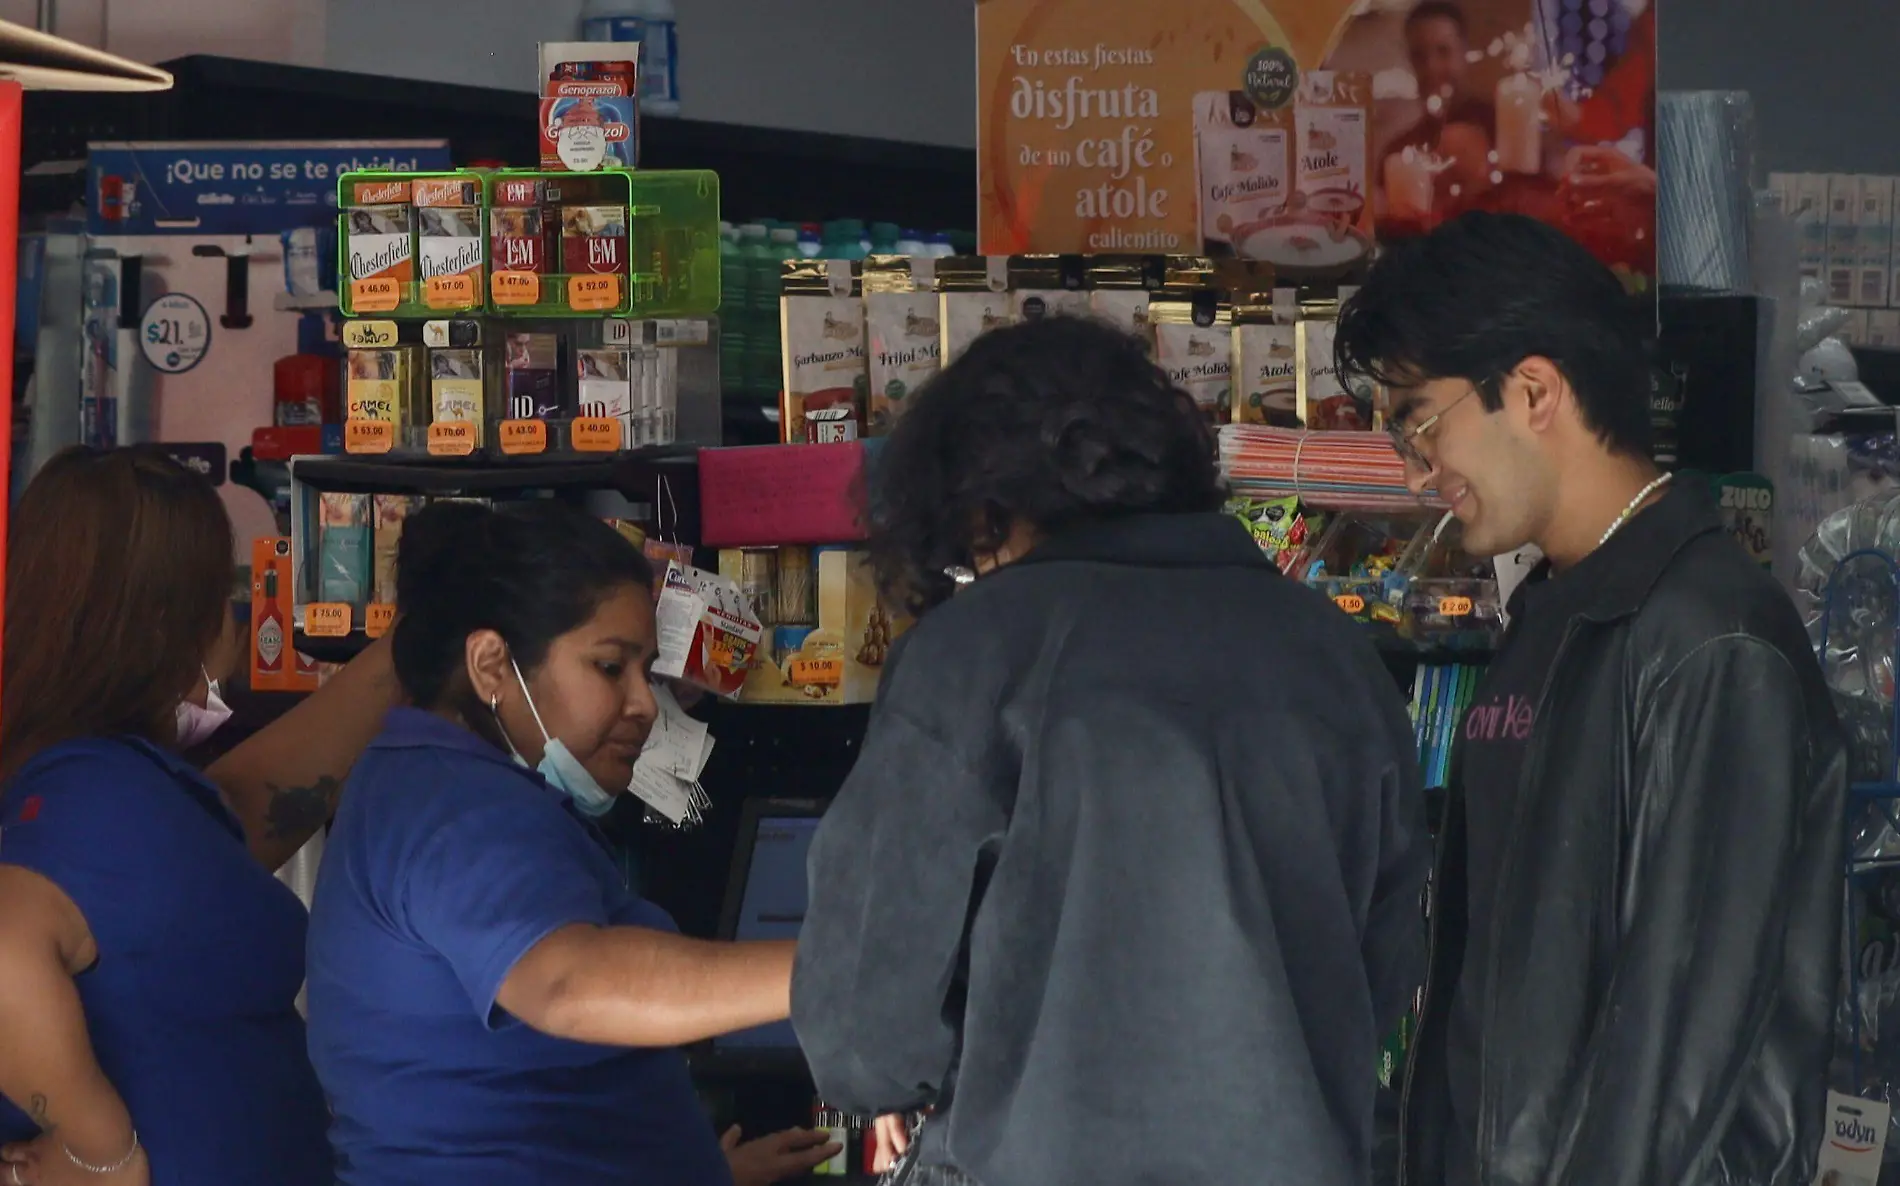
[863,255,942,436]
[1007,254,1091,322]
[937,255,1014,365]
[780,258,868,444]
[1086,254,1165,346]
[1149,258,1232,423]
[1194,90,1293,256]
[1296,294,1379,431]
[1232,286,1300,426]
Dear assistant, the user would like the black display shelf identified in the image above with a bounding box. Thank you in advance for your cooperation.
[23,55,977,232]
[291,447,698,497]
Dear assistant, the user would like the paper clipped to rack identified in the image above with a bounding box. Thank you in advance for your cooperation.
[628,685,715,825]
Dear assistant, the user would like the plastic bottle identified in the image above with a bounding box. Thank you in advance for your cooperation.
[751,227,801,394]
[718,224,749,391]
[926,231,956,259]
[822,220,869,261]
[796,225,823,259]
[738,223,774,394]
[870,222,902,255]
[581,0,680,118]
[895,229,928,258]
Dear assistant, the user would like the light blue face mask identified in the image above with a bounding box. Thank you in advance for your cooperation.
[501,658,618,818]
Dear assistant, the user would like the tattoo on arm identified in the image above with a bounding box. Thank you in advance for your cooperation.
[263,776,343,841]
[29,1092,54,1134]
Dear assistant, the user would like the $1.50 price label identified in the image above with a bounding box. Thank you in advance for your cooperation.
[499,419,548,455]
[364,603,397,639]
[305,603,353,638]
[427,421,478,456]
[1437,595,1475,617]
[1333,594,1367,615]
[491,271,542,306]
[567,274,622,312]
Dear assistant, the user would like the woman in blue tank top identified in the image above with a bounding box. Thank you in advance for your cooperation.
[0,446,398,1186]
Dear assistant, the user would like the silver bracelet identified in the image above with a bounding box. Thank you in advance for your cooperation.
[61,1130,139,1175]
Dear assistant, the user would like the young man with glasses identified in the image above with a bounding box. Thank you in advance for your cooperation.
[1337,211,1846,1186]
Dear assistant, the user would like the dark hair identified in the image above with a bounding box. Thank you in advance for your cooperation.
[1334,211,1653,456]
[392,501,652,745]
[1405,0,1469,33]
[2,446,234,783]
[866,315,1226,616]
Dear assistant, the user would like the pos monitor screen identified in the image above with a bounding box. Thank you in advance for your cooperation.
[712,797,827,1060]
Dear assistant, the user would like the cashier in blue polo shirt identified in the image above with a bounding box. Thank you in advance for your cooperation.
[306,500,838,1186]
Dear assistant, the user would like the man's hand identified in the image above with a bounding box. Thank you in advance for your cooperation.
[0,1134,148,1186]
[872,1113,912,1173]
[720,1125,841,1186]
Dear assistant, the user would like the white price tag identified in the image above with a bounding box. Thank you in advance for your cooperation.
[1815,1090,1889,1186]
[643,685,713,781]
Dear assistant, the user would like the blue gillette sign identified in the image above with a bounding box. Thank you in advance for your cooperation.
[87,141,453,236]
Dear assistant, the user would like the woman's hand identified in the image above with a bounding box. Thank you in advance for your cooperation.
[720,1124,841,1186]
[872,1113,912,1173]
[0,1134,148,1186]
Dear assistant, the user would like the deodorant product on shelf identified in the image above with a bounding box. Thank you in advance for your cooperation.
[779,258,866,444]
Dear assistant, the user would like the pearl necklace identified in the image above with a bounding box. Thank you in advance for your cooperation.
[1598,472,1673,548]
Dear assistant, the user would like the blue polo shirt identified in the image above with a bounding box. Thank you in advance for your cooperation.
[0,737,330,1186]
[305,708,733,1186]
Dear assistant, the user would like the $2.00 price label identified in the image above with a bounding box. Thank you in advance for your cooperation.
[427,421,478,456]
[345,419,395,454]
[491,271,542,307]
[1333,594,1367,615]
[305,603,353,638]
[350,276,402,313]
[1437,595,1475,617]
[567,274,622,312]
[499,419,549,456]
[364,603,397,639]
[570,416,623,453]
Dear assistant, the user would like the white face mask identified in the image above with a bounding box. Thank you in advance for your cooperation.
[176,669,233,749]
[498,658,618,819]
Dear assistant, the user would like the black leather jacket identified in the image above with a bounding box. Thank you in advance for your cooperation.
[1402,485,1847,1186]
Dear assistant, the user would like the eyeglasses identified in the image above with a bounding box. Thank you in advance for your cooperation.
[1386,386,1481,470]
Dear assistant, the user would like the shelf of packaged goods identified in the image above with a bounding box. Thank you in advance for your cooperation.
[290,447,699,497]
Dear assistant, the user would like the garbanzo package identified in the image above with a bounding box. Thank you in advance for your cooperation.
[1296,294,1380,431]
[780,259,867,444]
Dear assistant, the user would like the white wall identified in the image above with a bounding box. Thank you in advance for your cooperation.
[321,0,975,147]
[15,0,1892,170]
[0,0,325,68]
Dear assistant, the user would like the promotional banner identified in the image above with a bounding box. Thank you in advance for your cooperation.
[976,0,1656,287]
